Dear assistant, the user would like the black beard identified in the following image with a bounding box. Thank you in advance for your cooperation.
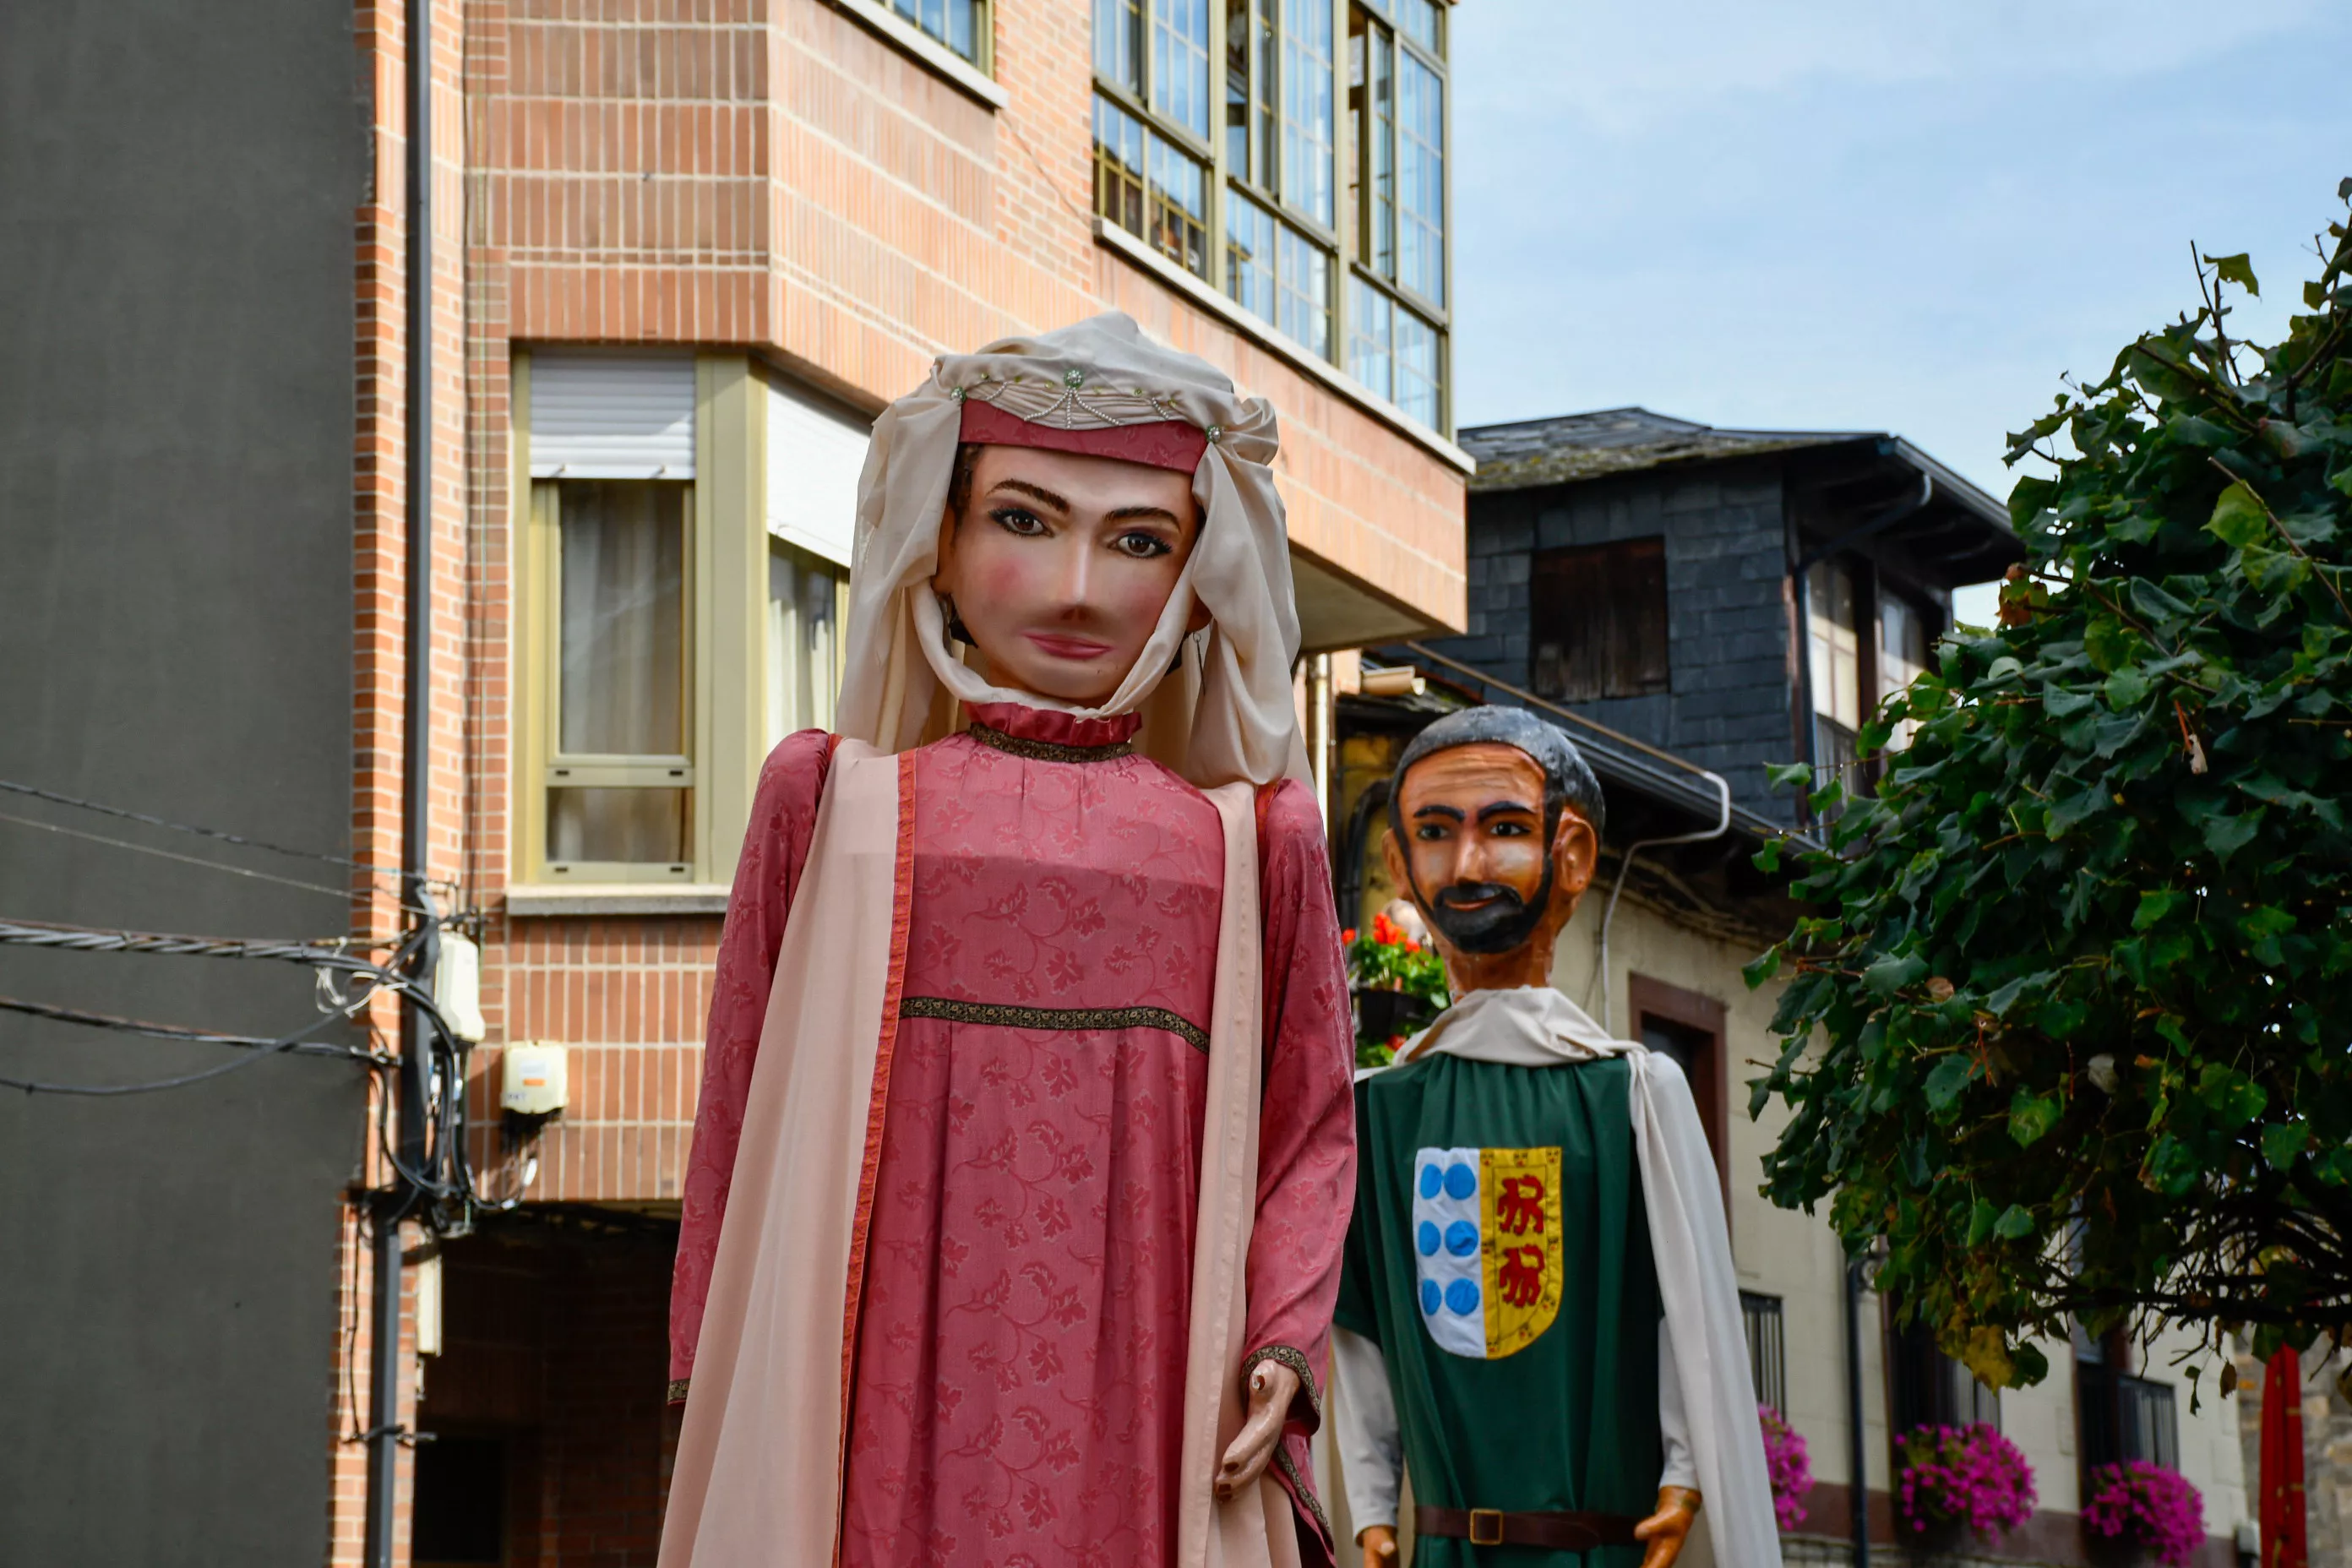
[1423,874,1553,956]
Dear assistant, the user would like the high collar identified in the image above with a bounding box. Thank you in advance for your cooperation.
[1392,985,1637,1071]
[964,701,1144,760]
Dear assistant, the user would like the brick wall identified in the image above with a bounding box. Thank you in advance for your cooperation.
[452,0,1472,1230]
[1425,461,1803,824]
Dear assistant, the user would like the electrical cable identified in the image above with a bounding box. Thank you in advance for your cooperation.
[0,808,389,905]
[0,917,461,1040]
[0,777,449,890]
[0,1004,365,1097]
[0,991,389,1061]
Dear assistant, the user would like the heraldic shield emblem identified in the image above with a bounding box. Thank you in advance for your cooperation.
[1409,1146,1565,1359]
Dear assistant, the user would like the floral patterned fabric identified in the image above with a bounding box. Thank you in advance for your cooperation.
[667,705,1354,1566]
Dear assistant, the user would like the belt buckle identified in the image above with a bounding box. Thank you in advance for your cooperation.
[1469,1508,1505,1546]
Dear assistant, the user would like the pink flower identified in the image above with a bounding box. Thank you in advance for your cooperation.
[2082,1462,2204,1566]
[1760,1405,1813,1531]
[1894,1423,2037,1540]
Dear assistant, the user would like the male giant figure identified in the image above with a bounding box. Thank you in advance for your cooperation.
[1332,707,1778,1568]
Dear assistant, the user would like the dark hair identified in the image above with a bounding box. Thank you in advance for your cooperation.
[1386,705,1607,845]
[945,441,984,518]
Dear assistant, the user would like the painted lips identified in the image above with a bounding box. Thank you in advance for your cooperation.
[1024,632,1117,661]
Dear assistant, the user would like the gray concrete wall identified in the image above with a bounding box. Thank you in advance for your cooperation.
[0,2,368,1561]
[1426,461,1801,825]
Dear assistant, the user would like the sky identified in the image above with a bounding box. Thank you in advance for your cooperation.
[1447,1,2352,624]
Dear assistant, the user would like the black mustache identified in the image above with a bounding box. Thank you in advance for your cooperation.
[1434,881,1526,909]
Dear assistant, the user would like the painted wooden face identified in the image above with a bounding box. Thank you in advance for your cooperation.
[1391,742,1597,958]
[930,444,1202,706]
[1394,743,1557,953]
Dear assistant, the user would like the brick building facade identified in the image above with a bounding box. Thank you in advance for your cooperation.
[336,0,1473,1558]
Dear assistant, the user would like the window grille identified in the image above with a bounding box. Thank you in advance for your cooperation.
[1741,1291,1787,1413]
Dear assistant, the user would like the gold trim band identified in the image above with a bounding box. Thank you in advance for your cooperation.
[901,995,1209,1053]
[965,720,1136,764]
[1276,1443,1332,1540]
[1242,1342,1322,1421]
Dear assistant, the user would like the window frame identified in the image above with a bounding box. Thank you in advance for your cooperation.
[1092,0,1453,433]
[880,0,995,74]
[514,352,771,892]
[1530,536,1672,704]
[1628,972,1729,1211]
[528,477,700,884]
[1341,0,1449,425]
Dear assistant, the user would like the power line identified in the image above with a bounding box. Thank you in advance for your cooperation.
[0,808,420,909]
[0,777,440,888]
[0,917,400,977]
[0,991,387,1061]
[0,1005,363,1097]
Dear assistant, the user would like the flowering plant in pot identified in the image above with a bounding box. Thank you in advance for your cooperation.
[1760,1405,1812,1530]
[1894,1423,2037,1546]
[1345,906,1449,1069]
[2082,1461,2203,1566]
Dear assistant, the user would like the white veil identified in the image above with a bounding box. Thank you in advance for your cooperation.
[833,311,1312,788]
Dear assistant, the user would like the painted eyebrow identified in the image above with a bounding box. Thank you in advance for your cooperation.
[1411,803,1467,822]
[1103,504,1184,526]
[1477,801,1540,823]
[987,478,1073,513]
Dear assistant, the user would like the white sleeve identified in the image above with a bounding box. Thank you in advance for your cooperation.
[1333,1324,1404,1533]
[1659,1314,1699,1491]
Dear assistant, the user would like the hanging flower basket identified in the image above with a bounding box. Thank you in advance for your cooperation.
[2082,1462,2204,1567]
[1895,1423,2037,1547]
[1345,910,1449,1069]
[1761,1405,1813,1531]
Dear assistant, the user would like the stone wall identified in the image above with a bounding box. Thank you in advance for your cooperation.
[1424,457,1800,825]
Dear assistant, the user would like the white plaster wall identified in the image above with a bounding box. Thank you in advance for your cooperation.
[1549,887,1894,1503]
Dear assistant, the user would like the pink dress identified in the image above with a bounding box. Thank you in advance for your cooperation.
[669,702,1355,1566]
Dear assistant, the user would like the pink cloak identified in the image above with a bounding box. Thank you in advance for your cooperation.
[667,703,1354,1565]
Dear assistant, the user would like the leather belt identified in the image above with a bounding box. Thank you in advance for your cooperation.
[1414,1505,1642,1551]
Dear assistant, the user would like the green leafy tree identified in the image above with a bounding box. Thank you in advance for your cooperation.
[1749,184,2352,1392]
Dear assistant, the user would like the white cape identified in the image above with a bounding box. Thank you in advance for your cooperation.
[1339,985,1781,1568]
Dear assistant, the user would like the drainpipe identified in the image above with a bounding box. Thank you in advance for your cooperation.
[365,0,433,1560]
[1846,1255,1872,1568]
[1594,770,1730,1037]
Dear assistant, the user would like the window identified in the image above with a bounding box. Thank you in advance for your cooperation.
[1530,538,1671,704]
[1889,1315,2002,1436]
[1095,0,1213,278]
[1097,0,1408,384]
[1879,591,1933,747]
[544,482,694,872]
[523,351,837,890]
[2079,1348,2180,1473]
[769,544,847,750]
[1095,93,1209,278]
[1806,557,1864,792]
[1629,974,1729,1208]
[1742,1292,1788,1413]
[1345,0,1446,425]
[887,0,988,66]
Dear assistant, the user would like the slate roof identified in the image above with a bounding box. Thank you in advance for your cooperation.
[1459,406,1871,493]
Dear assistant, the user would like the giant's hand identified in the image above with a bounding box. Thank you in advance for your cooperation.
[1357,1524,1399,1566]
[1213,1361,1302,1501]
[1634,1486,1703,1568]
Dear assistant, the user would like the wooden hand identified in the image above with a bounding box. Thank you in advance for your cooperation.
[1357,1524,1399,1566]
[1634,1486,1703,1568]
[1214,1361,1301,1501]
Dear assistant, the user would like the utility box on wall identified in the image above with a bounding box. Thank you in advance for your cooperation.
[499,1043,569,1117]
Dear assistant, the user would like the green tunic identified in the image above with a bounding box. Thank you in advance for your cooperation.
[1335,1052,1662,1568]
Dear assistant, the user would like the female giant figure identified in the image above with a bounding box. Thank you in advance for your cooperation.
[660,315,1355,1568]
